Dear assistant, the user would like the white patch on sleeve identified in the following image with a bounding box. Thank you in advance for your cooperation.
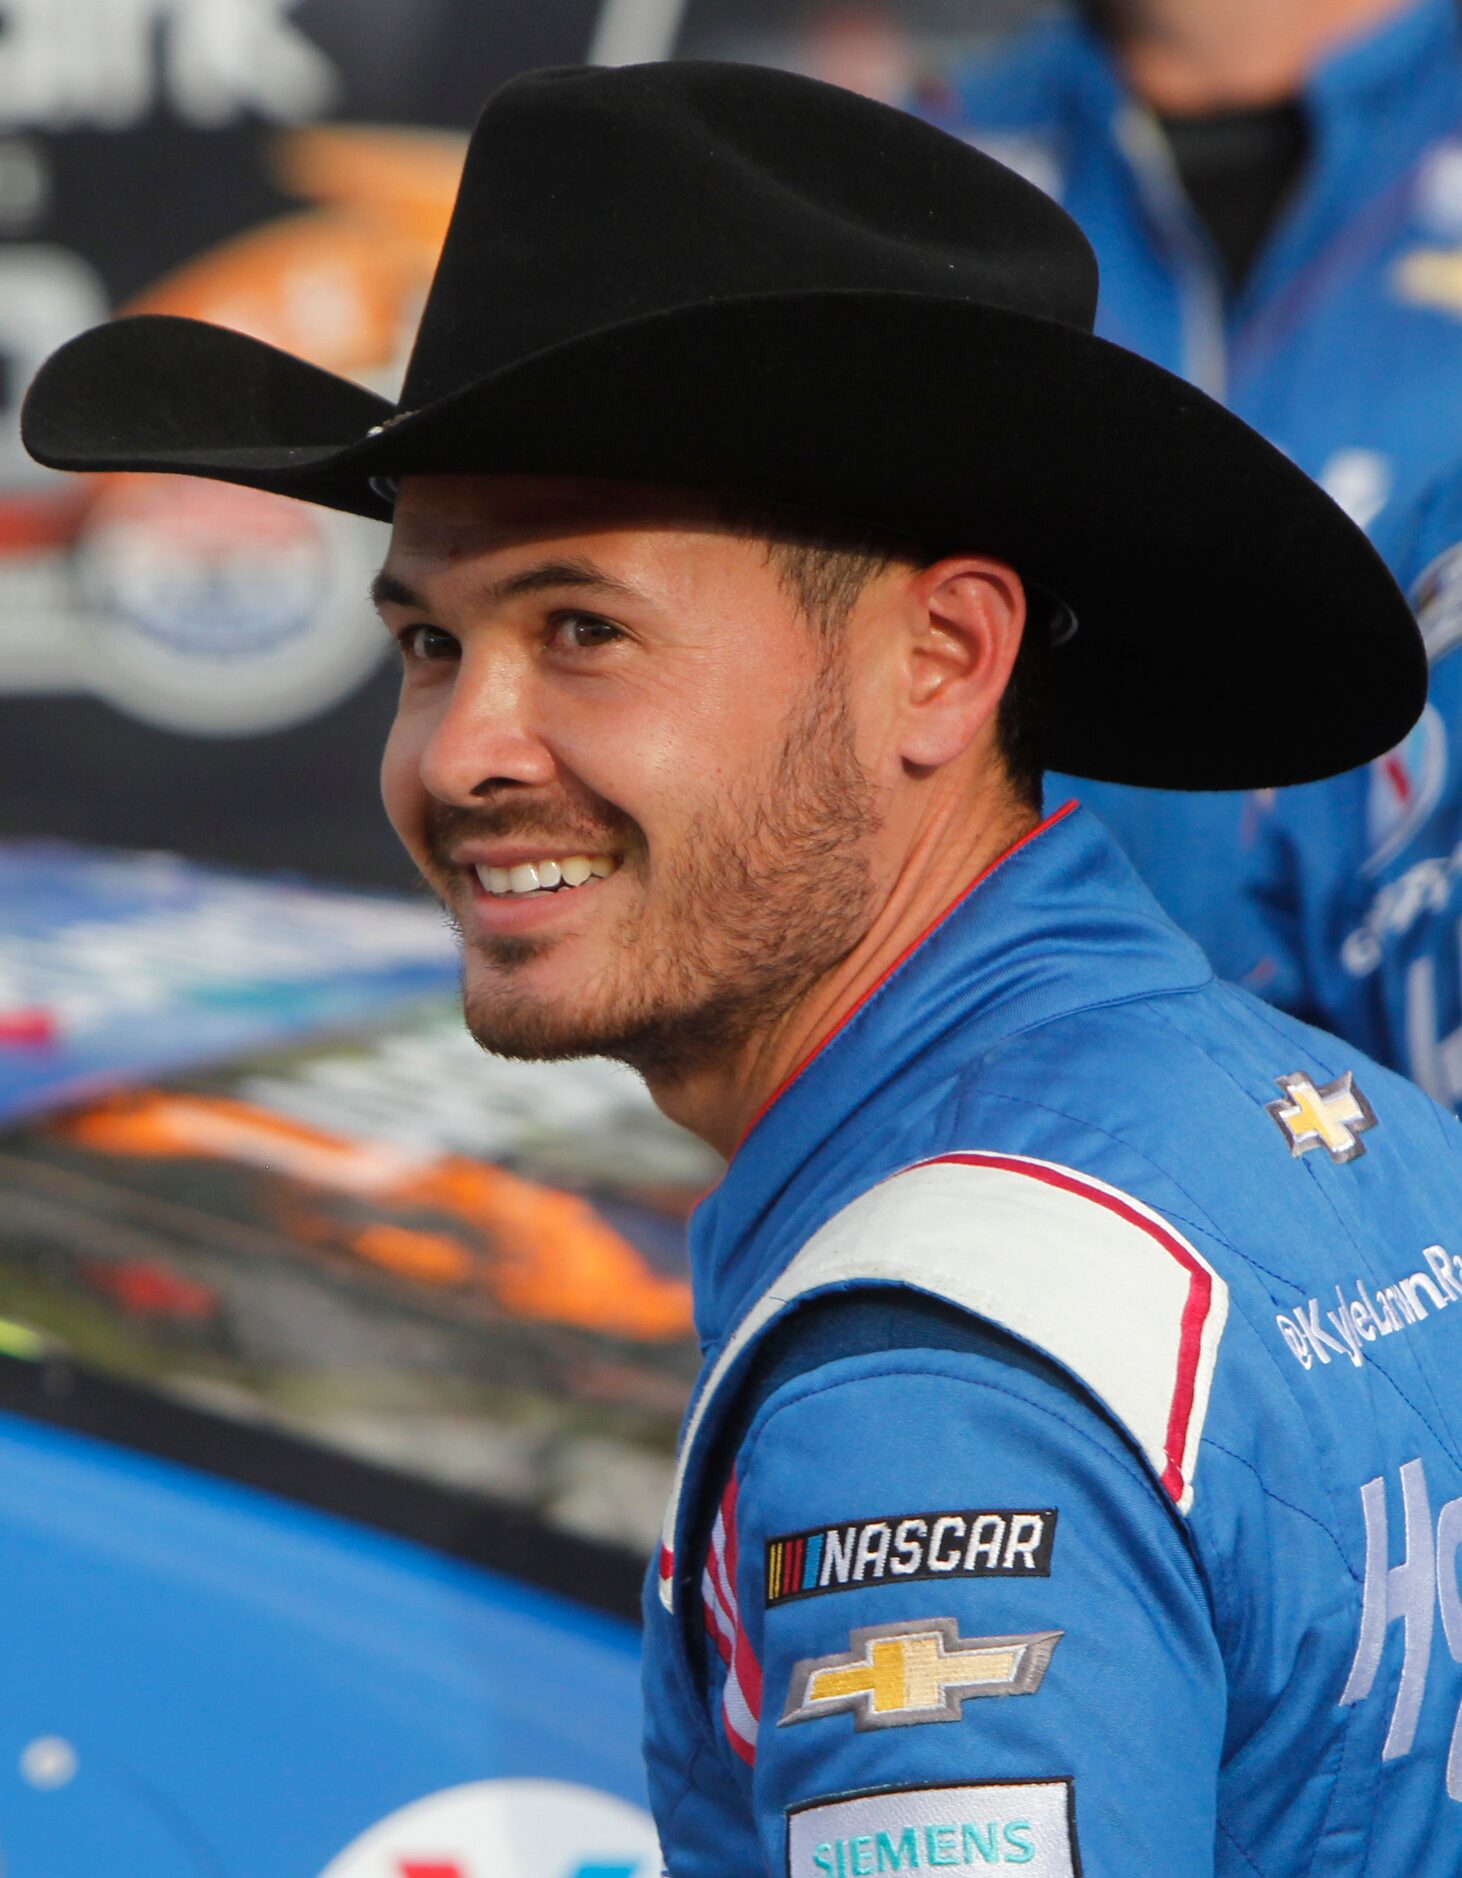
[659,1154,1227,1606]
[786,1779,1078,1877]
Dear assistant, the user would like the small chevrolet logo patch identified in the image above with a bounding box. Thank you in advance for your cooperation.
[779,1618,1061,1732]
[1267,1071,1378,1164]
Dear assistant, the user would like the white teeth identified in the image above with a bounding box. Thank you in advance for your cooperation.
[475,854,618,896]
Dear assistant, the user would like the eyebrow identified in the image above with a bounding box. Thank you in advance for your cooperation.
[369,556,645,618]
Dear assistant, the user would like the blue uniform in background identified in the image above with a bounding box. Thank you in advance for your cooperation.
[643,805,1462,1876]
[1242,473,1462,1108]
[918,0,1462,983]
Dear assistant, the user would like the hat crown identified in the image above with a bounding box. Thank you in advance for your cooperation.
[399,60,1098,411]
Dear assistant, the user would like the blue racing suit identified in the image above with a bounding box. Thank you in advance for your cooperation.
[644,804,1462,1876]
[918,0,1462,981]
[1241,470,1462,1110]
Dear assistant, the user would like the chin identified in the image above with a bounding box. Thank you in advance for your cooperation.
[465,1004,609,1064]
[460,959,618,1064]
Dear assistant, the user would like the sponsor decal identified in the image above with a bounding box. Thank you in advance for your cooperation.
[780,1619,1061,1733]
[1274,1245,1462,1371]
[766,1510,1056,1606]
[1364,705,1448,876]
[786,1780,1079,1876]
[315,1777,661,1878]
[1265,1071,1376,1164]
[1341,1460,1462,1801]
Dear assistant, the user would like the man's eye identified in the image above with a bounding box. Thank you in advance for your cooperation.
[550,611,623,651]
[398,624,459,662]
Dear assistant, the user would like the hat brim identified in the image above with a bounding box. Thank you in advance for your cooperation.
[23,296,1423,790]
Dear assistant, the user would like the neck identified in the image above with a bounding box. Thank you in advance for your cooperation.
[1108,0,1414,111]
[646,781,1041,1159]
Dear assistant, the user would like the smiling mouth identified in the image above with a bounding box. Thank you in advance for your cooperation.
[473,854,620,897]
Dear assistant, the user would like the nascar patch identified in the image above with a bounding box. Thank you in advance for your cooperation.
[766,1509,1056,1605]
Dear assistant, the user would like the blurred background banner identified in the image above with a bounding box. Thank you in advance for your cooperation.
[0,0,600,882]
[0,0,1034,885]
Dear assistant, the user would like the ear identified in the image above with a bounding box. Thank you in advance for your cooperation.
[897,557,1027,770]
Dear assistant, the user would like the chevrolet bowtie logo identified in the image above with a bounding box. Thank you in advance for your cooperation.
[779,1618,1062,1732]
[1267,1070,1378,1164]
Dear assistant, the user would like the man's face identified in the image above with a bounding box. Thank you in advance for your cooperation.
[378,476,887,1083]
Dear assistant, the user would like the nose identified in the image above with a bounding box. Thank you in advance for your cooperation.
[417,647,556,804]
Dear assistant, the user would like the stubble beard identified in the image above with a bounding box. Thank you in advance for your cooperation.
[454,655,884,1088]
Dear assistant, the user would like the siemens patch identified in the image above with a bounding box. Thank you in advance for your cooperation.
[786,1779,1080,1875]
[766,1510,1056,1605]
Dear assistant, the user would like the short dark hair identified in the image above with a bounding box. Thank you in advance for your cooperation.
[713,497,1049,812]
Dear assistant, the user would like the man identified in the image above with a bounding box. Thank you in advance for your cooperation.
[920,0,1462,983]
[21,59,1462,1876]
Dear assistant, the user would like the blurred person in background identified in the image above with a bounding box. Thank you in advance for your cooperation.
[803,2,917,102]
[1240,464,1462,1110]
[918,0,1462,1000]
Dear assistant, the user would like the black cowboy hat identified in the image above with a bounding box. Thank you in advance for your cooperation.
[22,59,1421,788]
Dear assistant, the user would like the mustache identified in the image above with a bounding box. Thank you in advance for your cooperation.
[425,796,639,870]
